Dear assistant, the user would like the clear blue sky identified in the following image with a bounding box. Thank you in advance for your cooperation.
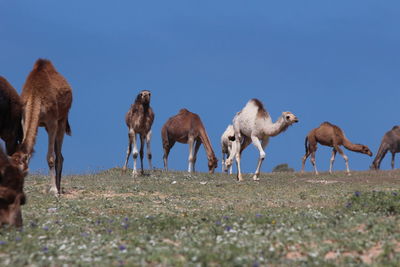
[1,1,399,174]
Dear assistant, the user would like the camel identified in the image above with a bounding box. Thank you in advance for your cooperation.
[225,99,298,181]
[301,122,372,175]
[122,90,154,176]
[371,126,400,170]
[0,146,27,227]
[162,109,218,173]
[221,124,236,174]
[0,76,23,155]
[12,59,72,195]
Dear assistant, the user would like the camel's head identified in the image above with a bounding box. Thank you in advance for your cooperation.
[0,148,27,228]
[208,156,218,174]
[360,145,373,157]
[136,90,151,105]
[282,112,299,125]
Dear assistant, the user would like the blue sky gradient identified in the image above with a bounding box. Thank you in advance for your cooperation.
[1,1,399,174]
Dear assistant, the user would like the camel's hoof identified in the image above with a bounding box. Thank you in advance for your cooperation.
[48,187,59,196]
[237,176,243,182]
[253,177,260,181]
[347,172,352,176]
[131,171,139,178]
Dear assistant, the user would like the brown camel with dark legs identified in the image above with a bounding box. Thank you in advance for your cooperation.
[161,109,218,173]
[0,76,23,155]
[371,126,400,170]
[12,59,72,195]
[301,122,372,175]
[0,146,27,227]
[122,90,154,177]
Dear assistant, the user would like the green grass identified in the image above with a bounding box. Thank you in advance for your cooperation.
[1,168,400,266]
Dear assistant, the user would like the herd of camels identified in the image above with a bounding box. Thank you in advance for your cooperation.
[0,58,399,226]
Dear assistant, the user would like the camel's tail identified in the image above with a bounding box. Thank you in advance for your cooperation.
[371,142,388,170]
[304,136,309,155]
[21,96,41,155]
[66,118,72,136]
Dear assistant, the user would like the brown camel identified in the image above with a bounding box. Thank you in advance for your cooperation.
[0,146,27,227]
[301,122,372,175]
[162,109,218,173]
[12,59,72,195]
[371,126,400,170]
[122,90,154,176]
[0,76,23,155]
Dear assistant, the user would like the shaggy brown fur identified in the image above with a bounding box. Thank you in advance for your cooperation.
[12,59,72,195]
[122,90,155,176]
[162,109,218,173]
[371,126,400,170]
[301,122,372,175]
[0,147,27,227]
[0,76,23,155]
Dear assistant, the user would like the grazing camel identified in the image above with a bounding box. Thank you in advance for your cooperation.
[0,76,23,155]
[221,124,236,174]
[122,90,154,176]
[371,126,400,170]
[162,109,218,173]
[12,59,72,195]
[225,99,298,181]
[0,147,27,227]
[301,122,372,175]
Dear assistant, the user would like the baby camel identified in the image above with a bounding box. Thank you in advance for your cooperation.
[221,124,236,174]
[370,126,400,170]
[162,109,218,173]
[122,90,154,177]
[226,99,298,181]
[301,122,372,175]
[12,59,72,195]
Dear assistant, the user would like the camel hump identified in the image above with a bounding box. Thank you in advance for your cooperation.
[33,58,54,72]
[178,108,191,114]
[320,121,334,127]
[249,98,269,118]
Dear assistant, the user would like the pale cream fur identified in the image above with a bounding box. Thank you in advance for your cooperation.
[226,99,298,181]
[221,125,236,174]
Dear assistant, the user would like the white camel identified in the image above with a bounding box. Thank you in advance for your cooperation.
[226,99,299,181]
[221,124,237,174]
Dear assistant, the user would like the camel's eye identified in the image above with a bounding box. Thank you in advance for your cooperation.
[286,116,290,120]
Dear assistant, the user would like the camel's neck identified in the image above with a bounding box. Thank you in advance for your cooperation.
[342,139,363,153]
[198,126,216,161]
[20,96,41,156]
[263,115,289,137]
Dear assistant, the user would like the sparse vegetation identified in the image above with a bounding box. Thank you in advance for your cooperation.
[1,169,400,266]
[272,163,294,172]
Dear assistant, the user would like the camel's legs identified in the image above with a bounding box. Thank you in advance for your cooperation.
[235,135,251,181]
[235,136,243,181]
[221,150,227,173]
[139,134,145,174]
[46,120,58,195]
[310,151,319,175]
[162,141,174,171]
[192,139,201,172]
[187,137,195,173]
[130,130,139,177]
[227,144,234,174]
[336,146,350,175]
[146,130,152,170]
[252,136,266,181]
[301,151,311,173]
[54,119,66,194]
[329,148,337,174]
[123,129,134,172]
[391,152,395,169]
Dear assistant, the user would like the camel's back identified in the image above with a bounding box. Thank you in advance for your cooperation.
[163,109,204,141]
[22,59,72,113]
[0,77,22,132]
[313,122,345,145]
[383,126,400,147]
[233,99,271,136]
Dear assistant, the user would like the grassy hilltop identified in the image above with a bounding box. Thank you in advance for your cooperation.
[1,169,400,266]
